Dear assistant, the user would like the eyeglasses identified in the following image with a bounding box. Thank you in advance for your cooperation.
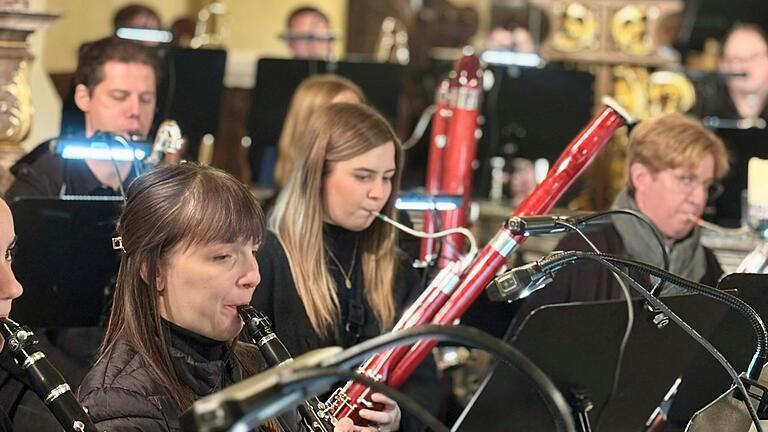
[721,51,768,66]
[673,173,724,202]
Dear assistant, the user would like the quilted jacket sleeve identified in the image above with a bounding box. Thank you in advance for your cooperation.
[79,386,171,432]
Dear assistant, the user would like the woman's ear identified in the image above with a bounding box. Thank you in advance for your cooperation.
[140,263,165,293]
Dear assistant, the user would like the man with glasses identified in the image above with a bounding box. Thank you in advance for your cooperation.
[511,113,729,328]
[281,6,335,60]
[689,23,768,226]
[693,23,768,121]
[719,24,768,119]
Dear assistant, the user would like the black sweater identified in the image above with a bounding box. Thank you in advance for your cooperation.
[253,225,441,431]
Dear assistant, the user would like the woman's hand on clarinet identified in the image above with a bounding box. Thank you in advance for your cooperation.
[333,393,401,432]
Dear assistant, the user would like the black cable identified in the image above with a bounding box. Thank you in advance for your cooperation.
[554,220,634,430]
[537,251,764,432]
[578,209,669,272]
[578,209,669,296]
[105,133,128,199]
[284,367,448,432]
[326,324,576,432]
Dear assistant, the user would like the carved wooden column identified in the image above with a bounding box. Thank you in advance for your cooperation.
[0,0,57,193]
[531,0,684,209]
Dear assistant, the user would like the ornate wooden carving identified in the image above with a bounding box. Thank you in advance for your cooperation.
[0,3,57,193]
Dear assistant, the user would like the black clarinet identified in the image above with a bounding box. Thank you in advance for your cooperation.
[0,318,97,432]
[238,306,335,432]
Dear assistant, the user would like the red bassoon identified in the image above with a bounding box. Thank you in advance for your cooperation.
[437,52,483,266]
[325,98,632,423]
[391,97,632,386]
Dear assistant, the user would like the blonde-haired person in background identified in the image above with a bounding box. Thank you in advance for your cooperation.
[273,74,365,189]
[254,103,440,431]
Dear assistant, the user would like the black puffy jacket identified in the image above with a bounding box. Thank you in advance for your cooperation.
[78,323,280,432]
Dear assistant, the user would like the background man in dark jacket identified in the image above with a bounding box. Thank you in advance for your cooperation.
[5,36,158,200]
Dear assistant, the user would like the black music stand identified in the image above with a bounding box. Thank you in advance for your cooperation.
[246,58,406,186]
[166,47,227,159]
[472,64,594,199]
[453,294,732,432]
[668,273,768,427]
[9,197,122,328]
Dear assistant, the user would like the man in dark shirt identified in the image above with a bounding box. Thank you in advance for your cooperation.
[5,36,158,200]
[512,113,730,332]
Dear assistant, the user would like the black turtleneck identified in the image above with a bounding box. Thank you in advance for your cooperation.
[162,319,239,397]
[163,319,227,362]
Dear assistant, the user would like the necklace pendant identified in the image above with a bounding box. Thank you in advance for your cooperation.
[344,278,352,289]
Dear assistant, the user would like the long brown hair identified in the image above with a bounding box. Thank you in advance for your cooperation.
[271,103,403,341]
[274,74,365,187]
[100,163,266,410]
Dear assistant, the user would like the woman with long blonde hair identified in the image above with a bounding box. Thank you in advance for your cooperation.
[254,102,440,431]
[273,74,365,188]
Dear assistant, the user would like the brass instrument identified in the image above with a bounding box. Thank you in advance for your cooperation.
[613,65,696,119]
[190,1,229,49]
[146,119,184,166]
[373,17,409,64]
[647,71,696,116]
